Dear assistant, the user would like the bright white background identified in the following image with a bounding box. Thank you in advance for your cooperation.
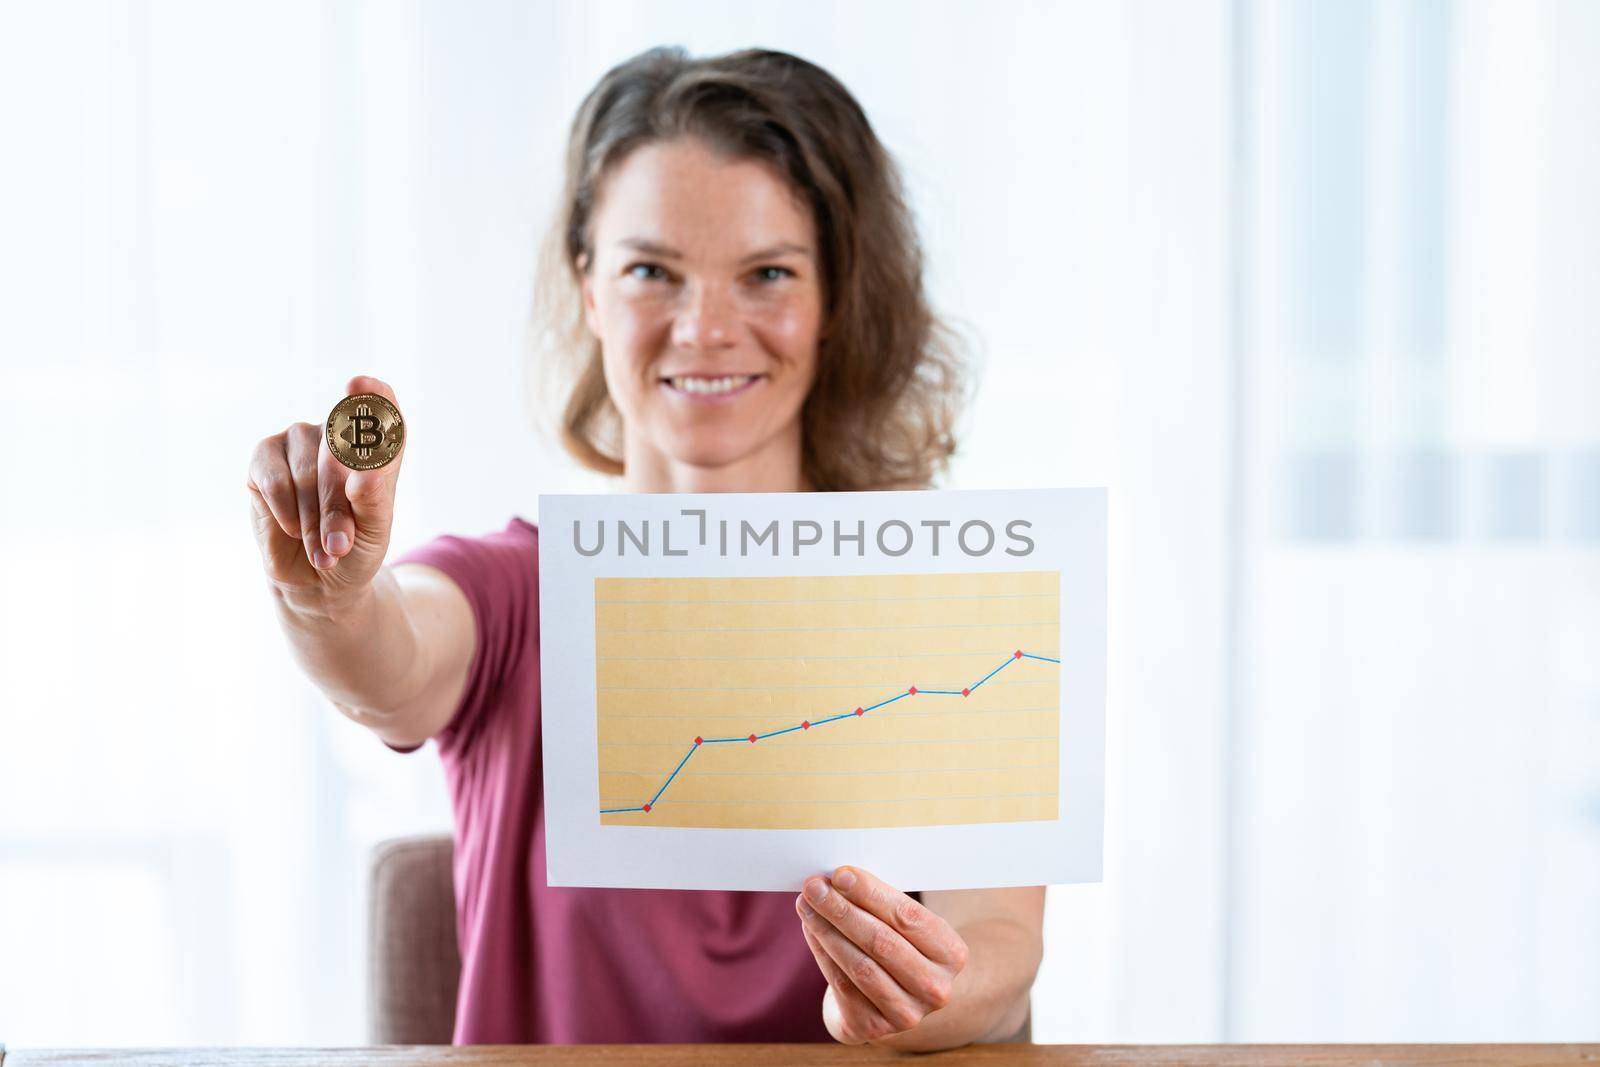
[0,0,1595,1047]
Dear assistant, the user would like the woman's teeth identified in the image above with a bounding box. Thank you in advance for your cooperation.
[666,374,757,395]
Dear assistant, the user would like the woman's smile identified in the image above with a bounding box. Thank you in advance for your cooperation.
[659,372,767,402]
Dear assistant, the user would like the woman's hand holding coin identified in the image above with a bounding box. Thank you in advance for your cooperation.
[245,374,406,614]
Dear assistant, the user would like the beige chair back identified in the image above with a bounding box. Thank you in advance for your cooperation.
[368,834,460,1044]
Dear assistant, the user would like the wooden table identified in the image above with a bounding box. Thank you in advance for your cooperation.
[2,1047,1596,1066]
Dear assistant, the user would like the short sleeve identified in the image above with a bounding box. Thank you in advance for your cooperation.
[383,515,538,758]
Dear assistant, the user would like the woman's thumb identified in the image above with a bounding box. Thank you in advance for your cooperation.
[346,466,396,526]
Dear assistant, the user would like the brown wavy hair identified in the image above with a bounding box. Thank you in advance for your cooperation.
[529,45,972,491]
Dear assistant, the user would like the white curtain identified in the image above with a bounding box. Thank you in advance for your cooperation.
[1229,0,1600,1038]
[0,0,1593,1047]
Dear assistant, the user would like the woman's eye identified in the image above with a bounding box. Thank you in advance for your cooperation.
[626,263,666,281]
[754,266,793,282]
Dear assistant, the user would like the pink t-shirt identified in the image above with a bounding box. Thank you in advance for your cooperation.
[386,516,831,1044]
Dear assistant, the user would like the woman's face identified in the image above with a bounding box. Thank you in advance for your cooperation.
[581,137,823,484]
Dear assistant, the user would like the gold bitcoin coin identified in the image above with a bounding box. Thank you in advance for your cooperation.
[326,393,404,471]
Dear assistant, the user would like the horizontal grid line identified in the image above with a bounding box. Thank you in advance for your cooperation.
[601,792,1058,807]
[599,679,1056,691]
[599,705,1060,721]
[600,621,1056,635]
[596,593,1058,605]
[599,650,1063,663]
[600,735,1058,749]
[601,762,1060,778]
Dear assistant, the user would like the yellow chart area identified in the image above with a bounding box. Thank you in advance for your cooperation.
[596,571,1061,830]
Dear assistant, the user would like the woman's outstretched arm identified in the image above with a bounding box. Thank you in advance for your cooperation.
[794,866,1044,1051]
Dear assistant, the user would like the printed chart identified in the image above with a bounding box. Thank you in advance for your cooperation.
[538,487,1104,891]
[594,571,1061,830]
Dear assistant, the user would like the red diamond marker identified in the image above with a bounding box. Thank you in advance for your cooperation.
[748,733,758,743]
[962,687,970,697]
[1014,649,1023,659]
[802,720,811,729]
[909,686,918,696]
[694,736,703,745]
[854,706,864,716]
[642,803,652,813]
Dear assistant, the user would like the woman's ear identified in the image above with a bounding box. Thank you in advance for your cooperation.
[578,256,602,341]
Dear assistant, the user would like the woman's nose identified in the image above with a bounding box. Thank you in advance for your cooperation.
[671,282,737,350]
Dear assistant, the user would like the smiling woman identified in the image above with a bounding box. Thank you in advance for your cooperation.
[532,45,972,494]
[249,43,1039,1052]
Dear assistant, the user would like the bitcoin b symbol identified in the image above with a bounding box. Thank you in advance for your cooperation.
[326,392,404,471]
[339,406,384,457]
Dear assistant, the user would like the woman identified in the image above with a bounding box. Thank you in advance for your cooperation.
[246,46,1043,1050]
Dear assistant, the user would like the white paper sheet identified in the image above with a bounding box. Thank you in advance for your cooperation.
[537,487,1106,891]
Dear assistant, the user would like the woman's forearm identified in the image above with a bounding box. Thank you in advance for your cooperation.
[269,567,430,726]
[869,914,1042,1052]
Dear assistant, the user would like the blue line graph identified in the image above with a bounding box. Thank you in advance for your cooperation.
[599,648,1060,815]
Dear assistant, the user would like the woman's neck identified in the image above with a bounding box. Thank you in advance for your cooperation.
[620,432,810,494]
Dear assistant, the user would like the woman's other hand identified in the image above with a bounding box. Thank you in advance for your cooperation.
[794,865,969,1045]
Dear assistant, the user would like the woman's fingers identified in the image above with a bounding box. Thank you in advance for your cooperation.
[797,889,929,1035]
[827,865,968,968]
[798,921,885,1045]
[285,422,333,570]
[800,920,852,993]
[316,423,360,562]
[247,435,301,543]
[793,865,973,1042]
[800,871,958,1013]
[246,461,308,585]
